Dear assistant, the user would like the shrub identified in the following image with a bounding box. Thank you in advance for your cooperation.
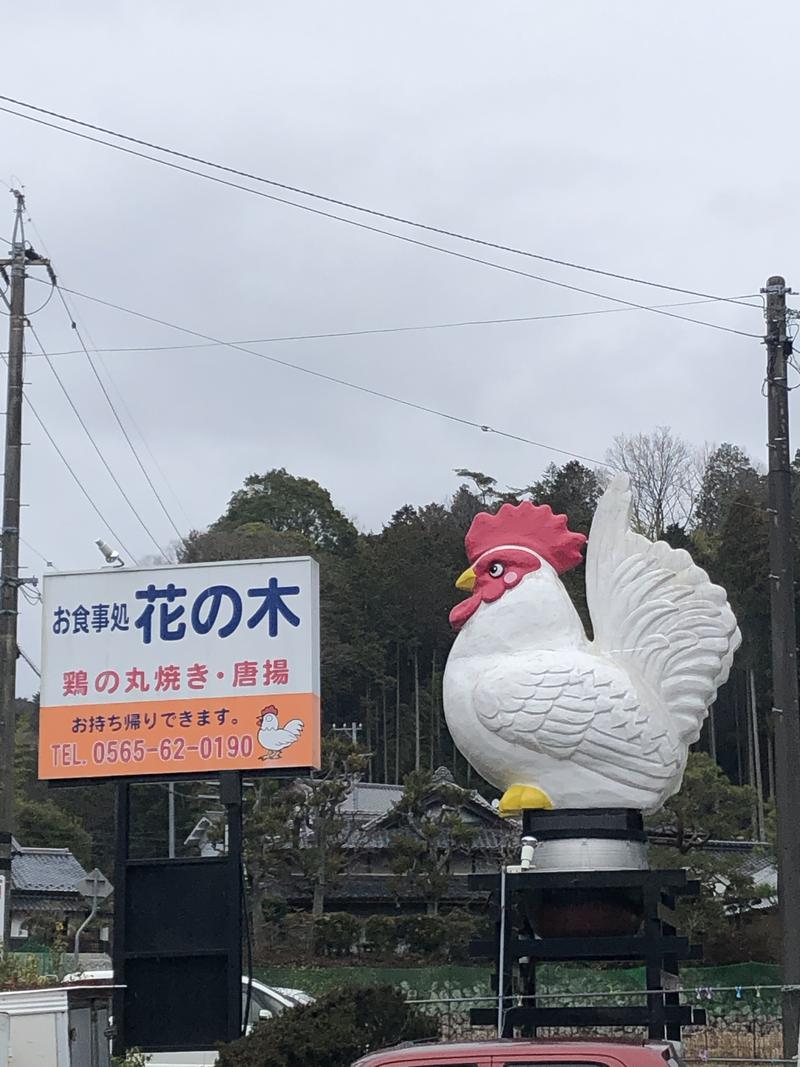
[442,909,486,962]
[111,1050,149,1067]
[0,954,48,990]
[261,895,289,924]
[263,912,313,963]
[363,915,399,956]
[313,912,361,957]
[218,984,434,1067]
[397,914,447,958]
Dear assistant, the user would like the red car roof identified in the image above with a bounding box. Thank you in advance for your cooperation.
[354,1040,675,1067]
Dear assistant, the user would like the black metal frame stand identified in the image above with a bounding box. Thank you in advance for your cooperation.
[107,764,309,1055]
[112,774,243,1055]
[469,810,708,1037]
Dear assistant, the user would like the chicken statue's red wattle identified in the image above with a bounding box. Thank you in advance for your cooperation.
[442,474,741,816]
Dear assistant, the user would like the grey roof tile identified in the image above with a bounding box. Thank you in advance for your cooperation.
[11,841,87,893]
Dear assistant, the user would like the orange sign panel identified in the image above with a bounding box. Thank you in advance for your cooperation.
[39,558,320,780]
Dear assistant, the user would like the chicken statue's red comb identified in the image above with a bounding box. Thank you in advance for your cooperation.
[465,501,586,574]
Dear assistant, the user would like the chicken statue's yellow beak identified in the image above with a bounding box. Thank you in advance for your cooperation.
[455,566,477,592]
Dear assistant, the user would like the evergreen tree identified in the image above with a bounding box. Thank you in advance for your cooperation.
[388,769,477,914]
[696,443,764,538]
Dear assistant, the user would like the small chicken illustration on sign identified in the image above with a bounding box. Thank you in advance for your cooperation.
[443,474,740,816]
[257,705,304,760]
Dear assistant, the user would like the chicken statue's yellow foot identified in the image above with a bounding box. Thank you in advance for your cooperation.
[498,784,553,816]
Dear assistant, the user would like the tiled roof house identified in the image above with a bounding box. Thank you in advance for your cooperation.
[9,839,112,950]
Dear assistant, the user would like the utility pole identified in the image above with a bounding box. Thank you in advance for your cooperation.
[0,191,49,949]
[763,275,800,1057]
[331,721,362,745]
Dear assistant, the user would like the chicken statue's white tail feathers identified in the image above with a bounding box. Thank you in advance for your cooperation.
[586,474,741,742]
[283,718,304,740]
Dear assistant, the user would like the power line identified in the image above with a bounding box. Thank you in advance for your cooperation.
[50,282,187,548]
[0,94,761,311]
[24,283,56,317]
[20,536,55,569]
[90,346,195,531]
[17,646,40,678]
[22,216,193,533]
[19,583,41,606]
[52,282,612,468]
[4,356,139,563]
[20,292,765,360]
[0,103,760,339]
[27,320,170,561]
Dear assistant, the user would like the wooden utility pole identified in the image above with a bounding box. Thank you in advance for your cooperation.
[763,275,800,1057]
[0,191,49,948]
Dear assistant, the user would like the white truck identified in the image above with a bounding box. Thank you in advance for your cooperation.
[0,982,114,1066]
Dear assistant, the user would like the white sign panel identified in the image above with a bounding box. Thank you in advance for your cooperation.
[39,557,320,780]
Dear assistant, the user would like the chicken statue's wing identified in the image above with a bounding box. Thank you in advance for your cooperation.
[474,654,679,791]
[586,473,741,743]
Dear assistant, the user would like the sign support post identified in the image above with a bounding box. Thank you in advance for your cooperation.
[220,771,243,1043]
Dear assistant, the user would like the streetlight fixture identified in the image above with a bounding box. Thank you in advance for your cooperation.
[95,539,125,568]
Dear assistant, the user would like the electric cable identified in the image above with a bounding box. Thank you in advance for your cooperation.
[20,583,41,606]
[51,283,613,468]
[241,856,254,1037]
[20,211,190,546]
[51,283,187,547]
[0,103,761,338]
[3,354,139,562]
[23,282,55,317]
[20,536,55,569]
[17,646,40,677]
[28,322,170,561]
[22,292,765,360]
[0,94,763,310]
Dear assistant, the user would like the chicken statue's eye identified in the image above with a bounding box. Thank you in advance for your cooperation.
[488,562,505,578]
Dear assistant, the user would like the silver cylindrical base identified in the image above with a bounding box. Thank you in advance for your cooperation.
[530,835,648,872]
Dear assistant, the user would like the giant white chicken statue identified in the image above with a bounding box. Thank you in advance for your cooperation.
[443,474,740,816]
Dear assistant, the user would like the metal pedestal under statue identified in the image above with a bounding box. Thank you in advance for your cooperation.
[469,809,706,1041]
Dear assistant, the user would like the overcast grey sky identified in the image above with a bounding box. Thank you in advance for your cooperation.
[2,1,795,693]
